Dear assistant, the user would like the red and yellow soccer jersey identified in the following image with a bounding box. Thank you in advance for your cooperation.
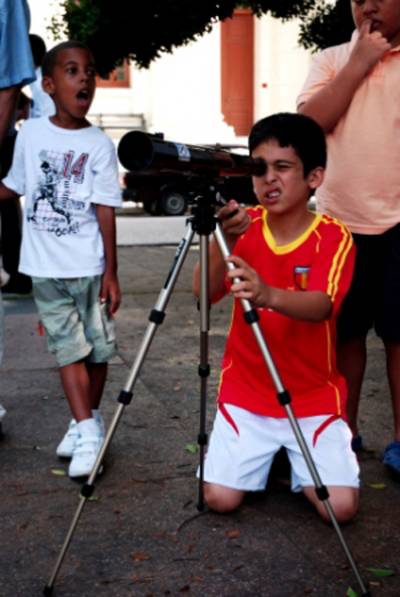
[217,205,355,419]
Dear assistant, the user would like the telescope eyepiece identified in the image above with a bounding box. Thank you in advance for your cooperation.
[246,157,266,177]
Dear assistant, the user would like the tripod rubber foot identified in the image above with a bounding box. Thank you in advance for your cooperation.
[43,585,53,596]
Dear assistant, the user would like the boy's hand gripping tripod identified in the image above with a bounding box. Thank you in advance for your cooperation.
[44,195,370,597]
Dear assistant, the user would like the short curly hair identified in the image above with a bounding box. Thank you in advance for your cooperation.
[42,40,93,77]
[249,112,327,176]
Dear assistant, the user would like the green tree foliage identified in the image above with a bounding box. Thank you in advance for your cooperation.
[298,0,354,52]
[52,1,354,77]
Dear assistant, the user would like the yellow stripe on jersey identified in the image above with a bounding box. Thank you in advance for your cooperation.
[325,320,332,375]
[325,320,342,415]
[217,299,238,395]
[217,357,234,396]
[331,232,353,301]
[328,380,342,416]
[314,228,322,254]
[322,216,353,300]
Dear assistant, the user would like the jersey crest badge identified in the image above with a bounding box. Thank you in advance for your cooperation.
[294,266,310,290]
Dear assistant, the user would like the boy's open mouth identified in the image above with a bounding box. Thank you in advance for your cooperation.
[76,89,90,102]
[265,189,280,202]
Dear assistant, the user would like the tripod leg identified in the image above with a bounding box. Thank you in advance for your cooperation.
[197,233,210,511]
[44,225,196,595]
[213,223,371,597]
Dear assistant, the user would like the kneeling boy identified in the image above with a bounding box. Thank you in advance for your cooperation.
[193,112,359,523]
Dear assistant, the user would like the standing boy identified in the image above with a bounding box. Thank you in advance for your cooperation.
[193,113,359,523]
[0,41,122,478]
[297,0,400,475]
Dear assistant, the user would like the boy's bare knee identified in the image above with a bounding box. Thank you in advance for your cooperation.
[319,498,358,524]
[329,487,358,522]
[304,486,359,524]
[204,482,244,513]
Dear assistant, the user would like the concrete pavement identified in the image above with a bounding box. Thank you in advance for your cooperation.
[116,213,191,246]
[1,243,400,597]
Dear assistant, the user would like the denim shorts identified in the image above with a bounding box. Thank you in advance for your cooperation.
[31,275,116,367]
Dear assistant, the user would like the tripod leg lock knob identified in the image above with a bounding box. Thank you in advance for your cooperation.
[277,390,291,406]
[315,485,330,501]
[118,390,133,405]
[149,309,165,324]
[198,432,208,446]
[198,364,210,378]
[81,483,95,498]
[244,309,259,324]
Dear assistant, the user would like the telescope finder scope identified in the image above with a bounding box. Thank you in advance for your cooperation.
[118,131,266,177]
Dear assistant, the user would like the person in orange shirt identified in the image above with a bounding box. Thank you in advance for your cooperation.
[193,112,359,522]
[297,0,400,475]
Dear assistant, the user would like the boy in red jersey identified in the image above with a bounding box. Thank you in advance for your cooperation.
[193,112,359,523]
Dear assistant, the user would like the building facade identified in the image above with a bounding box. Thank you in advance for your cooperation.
[29,4,312,145]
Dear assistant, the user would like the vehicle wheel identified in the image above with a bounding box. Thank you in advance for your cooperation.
[160,189,187,216]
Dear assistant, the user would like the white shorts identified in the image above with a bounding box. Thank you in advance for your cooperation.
[202,404,360,493]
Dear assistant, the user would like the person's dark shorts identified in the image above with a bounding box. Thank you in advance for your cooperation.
[337,223,400,342]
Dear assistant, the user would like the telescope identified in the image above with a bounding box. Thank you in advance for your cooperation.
[118,131,266,177]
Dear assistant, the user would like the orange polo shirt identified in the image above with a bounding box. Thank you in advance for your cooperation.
[297,31,400,234]
[217,206,355,418]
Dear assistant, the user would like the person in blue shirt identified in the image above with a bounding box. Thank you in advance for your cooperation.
[0,0,36,297]
[0,0,35,434]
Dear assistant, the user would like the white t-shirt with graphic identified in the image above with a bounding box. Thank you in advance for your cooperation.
[3,117,122,278]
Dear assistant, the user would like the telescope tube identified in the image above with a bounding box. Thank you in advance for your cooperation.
[118,131,266,177]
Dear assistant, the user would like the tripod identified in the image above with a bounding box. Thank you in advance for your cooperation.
[44,193,370,596]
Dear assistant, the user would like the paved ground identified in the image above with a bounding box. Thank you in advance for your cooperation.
[1,242,400,597]
[116,210,190,246]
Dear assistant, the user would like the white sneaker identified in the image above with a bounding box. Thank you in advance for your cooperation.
[56,419,79,458]
[68,434,103,478]
[92,410,106,438]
